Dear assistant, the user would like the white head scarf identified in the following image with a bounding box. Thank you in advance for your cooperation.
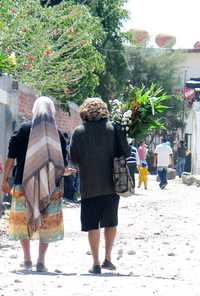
[32,96,56,121]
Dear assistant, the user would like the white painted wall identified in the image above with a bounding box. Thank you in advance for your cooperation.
[178,51,200,86]
[190,102,200,174]
[177,50,200,173]
[0,75,19,161]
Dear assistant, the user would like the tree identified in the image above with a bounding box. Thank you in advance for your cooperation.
[76,0,129,101]
[0,0,105,105]
[40,0,129,101]
[0,52,16,74]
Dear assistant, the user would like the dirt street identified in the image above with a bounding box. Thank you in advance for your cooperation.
[0,176,200,296]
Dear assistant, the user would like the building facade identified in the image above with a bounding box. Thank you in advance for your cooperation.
[179,49,200,174]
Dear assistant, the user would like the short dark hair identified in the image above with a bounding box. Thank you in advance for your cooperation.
[161,137,167,143]
[79,97,109,121]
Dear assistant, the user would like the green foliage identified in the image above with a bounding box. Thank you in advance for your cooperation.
[40,0,129,101]
[0,52,16,73]
[125,47,184,134]
[0,0,105,105]
[125,84,169,139]
[125,47,183,92]
[85,0,129,100]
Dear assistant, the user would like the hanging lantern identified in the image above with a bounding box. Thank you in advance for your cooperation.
[155,34,176,48]
[129,29,149,46]
[194,41,200,49]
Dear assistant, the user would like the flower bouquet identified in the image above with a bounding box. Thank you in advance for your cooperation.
[109,83,169,139]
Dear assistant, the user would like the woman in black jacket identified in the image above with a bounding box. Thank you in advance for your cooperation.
[70,97,130,274]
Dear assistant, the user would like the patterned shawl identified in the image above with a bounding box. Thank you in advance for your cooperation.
[22,97,64,237]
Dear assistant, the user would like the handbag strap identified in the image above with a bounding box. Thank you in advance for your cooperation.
[126,164,135,188]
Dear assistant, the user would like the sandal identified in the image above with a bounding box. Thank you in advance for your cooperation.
[36,262,48,272]
[88,265,101,274]
[20,261,32,270]
[101,259,116,270]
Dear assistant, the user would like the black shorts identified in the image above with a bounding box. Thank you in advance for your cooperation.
[81,194,120,232]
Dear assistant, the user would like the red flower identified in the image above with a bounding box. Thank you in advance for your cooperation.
[44,48,53,57]
[11,7,17,14]
[24,63,33,70]
[27,54,36,62]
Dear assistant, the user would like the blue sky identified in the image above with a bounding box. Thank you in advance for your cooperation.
[124,0,200,48]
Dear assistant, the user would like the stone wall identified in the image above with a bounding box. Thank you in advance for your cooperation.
[18,87,80,134]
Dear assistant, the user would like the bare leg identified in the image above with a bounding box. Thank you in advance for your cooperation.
[20,240,31,262]
[37,242,49,264]
[144,179,147,189]
[104,227,117,262]
[88,229,100,266]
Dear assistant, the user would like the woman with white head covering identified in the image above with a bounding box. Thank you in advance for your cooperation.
[2,96,67,272]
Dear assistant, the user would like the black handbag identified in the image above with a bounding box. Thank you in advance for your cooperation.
[113,125,134,196]
[113,156,128,193]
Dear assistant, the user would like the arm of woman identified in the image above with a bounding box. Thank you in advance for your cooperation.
[2,125,23,193]
[2,158,14,194]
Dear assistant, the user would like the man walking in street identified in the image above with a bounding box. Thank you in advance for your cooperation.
[153,137,173,189]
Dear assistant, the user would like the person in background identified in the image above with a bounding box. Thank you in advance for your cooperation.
[185,150,191,173]
[70,97,130,274]
[2,97,69,272]
[138,141,148,163]
[127,139,140,193]
[138,160,149,190]
[176,140,186,178]
[153,137,173,190]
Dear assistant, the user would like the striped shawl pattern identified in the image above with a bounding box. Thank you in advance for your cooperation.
[22,115,64,237]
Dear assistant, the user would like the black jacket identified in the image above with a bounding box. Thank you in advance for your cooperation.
[70,119,130,199]
[8,122,67,185]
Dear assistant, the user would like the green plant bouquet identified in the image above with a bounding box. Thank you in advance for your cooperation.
[110,83,169,139]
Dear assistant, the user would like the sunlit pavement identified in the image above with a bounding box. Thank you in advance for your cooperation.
[0,176,200,296]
